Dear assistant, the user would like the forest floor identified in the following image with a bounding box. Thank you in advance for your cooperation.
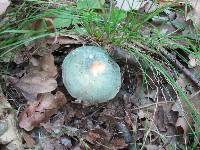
[0,0,200,149]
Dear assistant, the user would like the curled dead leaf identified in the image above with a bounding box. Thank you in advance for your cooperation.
[83,128,112,145]
[19,91,67,131]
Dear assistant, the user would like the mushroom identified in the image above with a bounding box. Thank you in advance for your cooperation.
[62,46,121,103]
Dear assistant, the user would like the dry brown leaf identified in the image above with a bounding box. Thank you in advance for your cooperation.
[40,54,58,77]
[14,39,60,64]
[22,132,36,148]
[0,0,10,15]
[19,91,67,131]
[29,53,58,78]
[109,136,128,149]
[15,53,58,100]
[41,114,65,134]
[83,128,112,145]
[0,87,23,150]
[154,106,167,132]
[15,72,57,100]
[173,73,200,116]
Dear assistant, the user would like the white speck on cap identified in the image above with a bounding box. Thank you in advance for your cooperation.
[89,54,94,59]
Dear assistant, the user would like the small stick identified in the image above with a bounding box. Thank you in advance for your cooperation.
[108,43,200,88]
[159,47,200,88]
[130,42,200,88]
[131,101,175,110]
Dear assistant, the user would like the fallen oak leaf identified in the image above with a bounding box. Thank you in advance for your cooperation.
[109,136,128,150]
[19,91,67,131]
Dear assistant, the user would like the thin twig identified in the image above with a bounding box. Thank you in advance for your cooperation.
[133,41,200,88]
[131,101,175,110]
[159,47,200,88]
[108,42,200,88]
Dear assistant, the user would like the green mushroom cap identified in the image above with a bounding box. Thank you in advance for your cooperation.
[62,46,121,103]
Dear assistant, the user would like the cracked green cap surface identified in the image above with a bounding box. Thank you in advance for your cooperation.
[62,46,121,103]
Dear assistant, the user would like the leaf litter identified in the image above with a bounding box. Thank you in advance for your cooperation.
[15,53,58,101]
[1,0,200,149]
[19,91,67,131]
[0,87,23,150]
[4,40,200,149]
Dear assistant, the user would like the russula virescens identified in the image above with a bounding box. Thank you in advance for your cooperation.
[62,46,121,103]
